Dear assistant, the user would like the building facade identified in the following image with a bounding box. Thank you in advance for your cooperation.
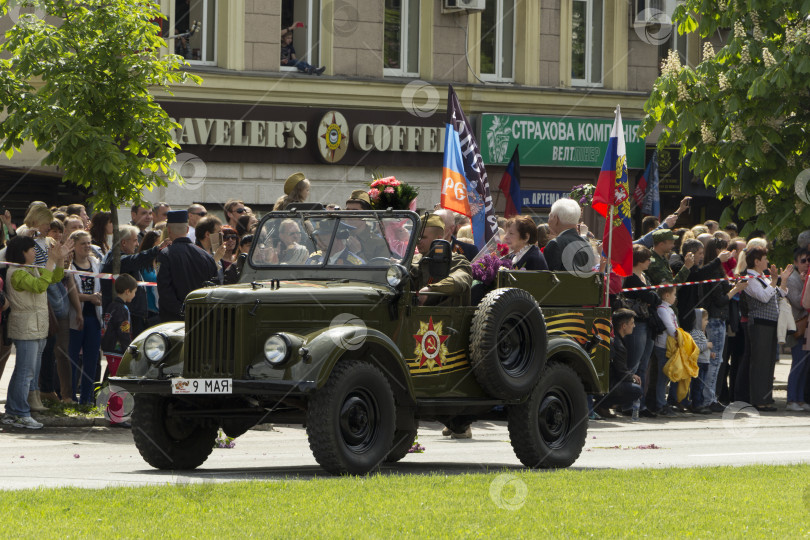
[2,0,714,226]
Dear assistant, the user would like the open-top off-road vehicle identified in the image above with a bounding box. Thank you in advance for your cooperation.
[111,210,610,475]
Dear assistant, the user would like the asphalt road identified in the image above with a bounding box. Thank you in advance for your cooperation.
[0,411,809,490]
[1,358,808,490]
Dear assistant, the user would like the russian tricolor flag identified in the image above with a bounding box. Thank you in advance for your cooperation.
[592,106,633,277]
[498,146,521,218]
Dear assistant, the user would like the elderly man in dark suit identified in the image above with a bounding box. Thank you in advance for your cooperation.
[543,198,593,273]
[157,210,218,322]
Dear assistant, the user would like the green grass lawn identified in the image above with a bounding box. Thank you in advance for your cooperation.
[2,465,809,538]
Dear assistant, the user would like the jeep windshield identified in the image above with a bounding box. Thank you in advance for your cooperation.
[248,211,418,273]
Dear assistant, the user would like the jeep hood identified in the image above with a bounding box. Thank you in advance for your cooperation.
[185,280,395,305]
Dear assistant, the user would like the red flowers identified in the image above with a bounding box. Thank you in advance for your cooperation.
[496,243,509,257]
[370,176,401,189]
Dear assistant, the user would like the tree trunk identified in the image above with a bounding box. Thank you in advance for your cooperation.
[110,197,121,284]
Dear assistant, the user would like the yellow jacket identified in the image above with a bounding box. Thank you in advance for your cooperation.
[664,328,699,402]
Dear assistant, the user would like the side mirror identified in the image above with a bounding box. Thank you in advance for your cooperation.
[235,252,247,275]
[427,239,452,280]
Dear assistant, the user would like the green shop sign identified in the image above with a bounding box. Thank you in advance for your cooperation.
[479,114,646,169]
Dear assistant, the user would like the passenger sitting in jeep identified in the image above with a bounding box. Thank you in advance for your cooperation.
[306,221,364,266]
[410,214,472,307]
[343,192,390,261]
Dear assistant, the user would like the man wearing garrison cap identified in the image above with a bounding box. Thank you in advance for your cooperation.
[343,190,389,261]
[156,210,219,322]
[409,213,472,308]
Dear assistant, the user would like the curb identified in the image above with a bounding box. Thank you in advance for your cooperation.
[31,415,108,428]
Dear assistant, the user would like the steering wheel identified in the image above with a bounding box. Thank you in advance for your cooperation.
[368,257,393,266]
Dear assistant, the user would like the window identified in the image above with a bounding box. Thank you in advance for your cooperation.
[281,0,321,72]
[174,0,217,65]
[571,0,603,86]
[658,27,688,70]
[384,0,419,76]
[480,0,515,81]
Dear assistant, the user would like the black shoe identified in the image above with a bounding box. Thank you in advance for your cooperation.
[595,406,616,419]
[314,66,325,75]
[709,402,726,413]
[306,67,315,75]
[640,408,658,418]
[695,406,712,415]
[659,406,677,417]
[754,405,777,412]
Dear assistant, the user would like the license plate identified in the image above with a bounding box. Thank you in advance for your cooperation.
[171,378,232,394]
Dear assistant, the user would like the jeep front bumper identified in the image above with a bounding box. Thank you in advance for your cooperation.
[109,377,317,396]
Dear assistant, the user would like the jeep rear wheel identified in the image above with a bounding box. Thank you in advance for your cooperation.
[507,363,588,469]
[131,394,217,470]
[470,288,547,399]
[307,360,396,475]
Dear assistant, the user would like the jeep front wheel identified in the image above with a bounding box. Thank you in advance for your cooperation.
[507,363,588,469]
[385,423,418,463]
[306,360,396,475]
[131,394,217,470]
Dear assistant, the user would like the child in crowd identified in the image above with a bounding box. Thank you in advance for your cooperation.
[100,274,137,379]
[600,308,644,420]
[100,274,137,427]
[653,284,679,416]
[689,308,713,414]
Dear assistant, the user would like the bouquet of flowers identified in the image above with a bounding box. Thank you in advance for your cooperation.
[570,183,596,209]
[471,241,512,285]
[367,175,419,211]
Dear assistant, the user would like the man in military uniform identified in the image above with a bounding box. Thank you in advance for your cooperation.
[157,210,219,322]
[410,214,472,307]
[344,190,390,261]
[647,229,694,285]
[305,221,364,266]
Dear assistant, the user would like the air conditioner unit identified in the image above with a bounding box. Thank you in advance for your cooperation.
[443,0,487,13]
[633,0,675,26]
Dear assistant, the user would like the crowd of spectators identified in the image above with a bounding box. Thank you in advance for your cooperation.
[597,200,810,421]
[0,179,808,432]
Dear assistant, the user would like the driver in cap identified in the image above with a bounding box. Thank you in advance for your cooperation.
[410,214,472,307]
[306,221,365,266]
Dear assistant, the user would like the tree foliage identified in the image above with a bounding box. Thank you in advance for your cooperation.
[641,0,810,260]
[0,0,201,271]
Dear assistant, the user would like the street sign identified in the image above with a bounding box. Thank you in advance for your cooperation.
[520,190,570,208]
[480,114,645,169]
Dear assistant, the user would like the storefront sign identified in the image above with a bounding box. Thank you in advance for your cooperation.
[479,114,645,169]
[168,107,443,166]
[521,190,570,208]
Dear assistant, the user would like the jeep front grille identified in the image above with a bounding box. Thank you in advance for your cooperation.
[185,305,238,377]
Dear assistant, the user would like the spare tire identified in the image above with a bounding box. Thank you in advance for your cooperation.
[469,288,547,399]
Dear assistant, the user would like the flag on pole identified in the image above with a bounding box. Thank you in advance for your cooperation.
[641,151,661,219]
[441,85,498,249]
[498,146,521,218]
[592,106,634,277]
[633,170,647,207]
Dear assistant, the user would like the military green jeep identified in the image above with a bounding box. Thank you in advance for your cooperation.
[111,210,610,475]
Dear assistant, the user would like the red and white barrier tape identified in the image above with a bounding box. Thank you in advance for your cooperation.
[622,275,748,292]
[0,261,157,287]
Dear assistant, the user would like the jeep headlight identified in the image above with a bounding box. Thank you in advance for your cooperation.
[387,264,408,287]
[264,334,291,366]
[143,333,168,364]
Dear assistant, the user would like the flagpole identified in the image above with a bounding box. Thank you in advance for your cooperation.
[604,204,615,308]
